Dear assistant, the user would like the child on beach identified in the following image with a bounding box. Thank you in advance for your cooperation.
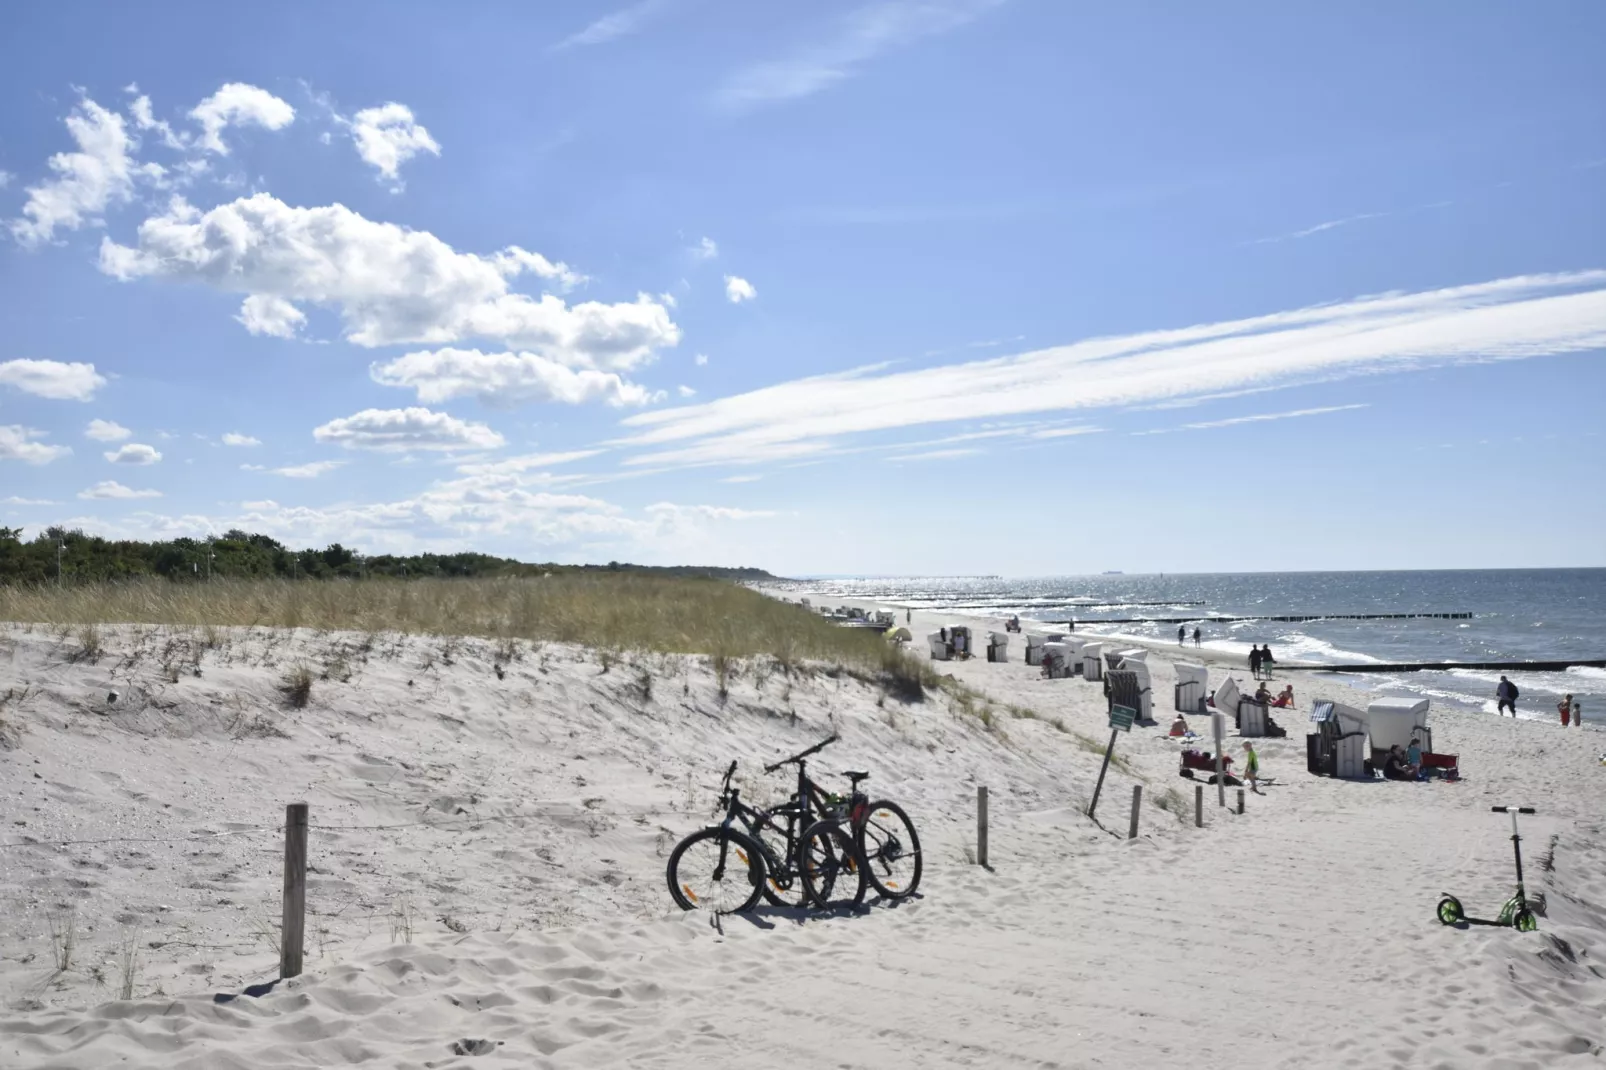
[1242,742,1262,793]
[1559,694,1573,727]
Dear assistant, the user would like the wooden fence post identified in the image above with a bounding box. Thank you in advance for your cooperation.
[976,785,989,868]
[281,802,308,979]
[1237,788,1245,815]
[1128,785,1143,839]
[1194,784,1204,828]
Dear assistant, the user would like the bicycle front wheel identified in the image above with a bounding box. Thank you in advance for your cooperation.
[859,799,922,900]
[666,827,765,914]
[755,811,808,909]
[798,819,867,911]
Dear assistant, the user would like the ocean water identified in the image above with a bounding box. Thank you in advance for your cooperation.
[790,569,1606,725]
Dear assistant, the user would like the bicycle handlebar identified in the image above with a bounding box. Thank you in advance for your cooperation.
[763,734,839,774]
[1491,806,1536,814]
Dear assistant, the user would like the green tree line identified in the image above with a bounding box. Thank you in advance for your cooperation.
[0,527,777,586]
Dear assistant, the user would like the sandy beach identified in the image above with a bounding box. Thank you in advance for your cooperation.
[3,611,1604,1068]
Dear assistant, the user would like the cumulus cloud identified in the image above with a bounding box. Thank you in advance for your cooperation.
[0,426,72,464]
[79,480,161,500]
[0,359,107,401]
[9,98,162,246]
[222,432,261,446]
[724,275,756,303]
[694,353,709,366]
[105,442,162,465]
[692,236,718,260]
[270,460,345,478]
[617,271,1606,469]
[189,83,295,155]
[371,347,657,407]
[85,419,132,442]
[350,103,440,183]
[127,92,186,151]
[313,407,506,452]
[236,294,307,338]
[99,194,678,366]
[677,385,696,398]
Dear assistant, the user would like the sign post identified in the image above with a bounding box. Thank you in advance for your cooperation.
[1212,711,1226,807]
[1088,704,1136,819]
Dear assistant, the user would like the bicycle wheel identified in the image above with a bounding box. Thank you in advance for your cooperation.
[755,811,808,909]
[798,819,867,911]
[666,827,765,914]
[858,799,922,900]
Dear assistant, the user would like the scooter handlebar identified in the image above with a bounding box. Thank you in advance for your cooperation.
[1491,806,1536,814]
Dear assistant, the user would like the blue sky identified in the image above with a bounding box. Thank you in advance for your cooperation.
[1,1,1602,575]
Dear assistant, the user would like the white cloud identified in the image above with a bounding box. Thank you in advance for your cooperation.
[720,474,761,483]
[371,348,658,407]
[552,0,670,49]
[79,480,161,500]
[886,446,981,463]
[222,432,262,446]
[9,98,161,246]
[100,194,678,367]
[2,495,58,505]
[616,271,1606,469]
[85,419,132,442]
[313,407,506,452]
[453,450,602,477]
[127,93,186,150]
[270,460,345,478]
[0,359,107,401]
[236,294,307,338]
[716,0,1003,111]
[1248,212,1387,246]
[1134,404,1370,435]
[189,83,295,155]
[724,275,757,303]
[350,103,440,183]
[643,502,777,522]
[694,353,709,366]
[0,170,12,188]
[1030,425,1104,439]
[677,385,697,398]
[692,236,718,260]
[105,442,162,465]
[0,426,71,465]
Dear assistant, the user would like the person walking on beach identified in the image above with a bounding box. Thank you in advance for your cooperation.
[1260,644,1275,676]
[1242,741,1262,794]
[1249,645,1263,679]
[1178,625,1186,646]
[1193,626,1201,648]
[1496,676,1519,716]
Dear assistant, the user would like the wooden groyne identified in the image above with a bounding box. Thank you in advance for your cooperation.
[1285,659,1606,674]
[1049,612,1474,625]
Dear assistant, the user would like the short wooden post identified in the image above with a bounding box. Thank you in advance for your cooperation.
[1128,785,1143,839]
[976,786,989,868]
[1236,789,1245,815]
[281,802,308,979]
[1194,784,1204,828]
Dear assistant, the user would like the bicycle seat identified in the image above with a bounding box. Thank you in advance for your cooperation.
[842,770,870,784]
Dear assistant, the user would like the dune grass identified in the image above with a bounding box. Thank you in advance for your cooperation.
[0,574,938,697]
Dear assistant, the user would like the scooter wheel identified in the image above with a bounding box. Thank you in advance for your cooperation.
[1436,895,1464,925]
[1512,908,1537,933]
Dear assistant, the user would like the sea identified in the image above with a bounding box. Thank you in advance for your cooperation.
[787,569,1605,726]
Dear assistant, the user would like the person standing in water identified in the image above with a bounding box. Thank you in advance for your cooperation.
[1193,626,1201,648]
[1558,693,1573,727]
[1178,625,1186,646]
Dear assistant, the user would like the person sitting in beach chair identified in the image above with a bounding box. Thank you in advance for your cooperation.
[1270,684,1295,708]
[1169,713,1189,737]
[1253,682,1272,707]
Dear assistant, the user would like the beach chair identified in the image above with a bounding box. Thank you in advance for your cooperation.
[927,633,951,661]
[986,632,1009,663]
[1024,633,1047,666]
[1174,662,1209,714]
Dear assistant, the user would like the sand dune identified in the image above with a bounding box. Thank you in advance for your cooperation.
[2,617,1603,1068]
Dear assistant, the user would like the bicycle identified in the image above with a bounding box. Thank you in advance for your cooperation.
[665,735,922,913]
[665,735,843,914]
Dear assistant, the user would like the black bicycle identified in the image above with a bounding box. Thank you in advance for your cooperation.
[665,735,922,913]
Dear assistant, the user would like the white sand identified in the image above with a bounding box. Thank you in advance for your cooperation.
[2,615,1603,1068]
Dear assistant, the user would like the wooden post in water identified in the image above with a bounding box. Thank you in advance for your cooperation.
[1128,785,1143,839]
[1194,784,1204,828]
[976,786,989,868]
[1237,789,1245,815]
[281,802,308,979]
